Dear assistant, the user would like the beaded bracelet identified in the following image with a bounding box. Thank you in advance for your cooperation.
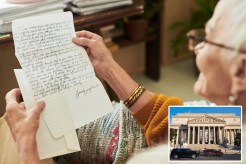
[124,85,145,108]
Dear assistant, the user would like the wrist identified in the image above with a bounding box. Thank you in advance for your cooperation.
[17,135,40,164]
[102,60,139,100]
[98,59,118,80]
[17,134,36,153]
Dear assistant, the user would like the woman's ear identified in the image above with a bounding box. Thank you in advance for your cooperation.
[230,54,246,98]
[230,54,246,123]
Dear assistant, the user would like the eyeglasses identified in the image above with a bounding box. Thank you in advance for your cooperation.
[186,29,246,54]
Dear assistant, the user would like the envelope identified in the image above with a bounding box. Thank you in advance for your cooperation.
[14,69,81,159]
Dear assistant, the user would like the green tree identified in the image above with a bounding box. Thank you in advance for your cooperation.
[234,132,241,147]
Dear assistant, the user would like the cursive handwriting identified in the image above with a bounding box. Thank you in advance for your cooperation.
[75,83,100,99]
[13,17,95,100]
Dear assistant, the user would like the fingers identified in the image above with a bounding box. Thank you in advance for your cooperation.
[75,30,96,39]
[30,101,45,120]
[3,112,9,123]
[5,88,21,104]
[72,37,92,47]
[5,100,21,116]
[5,88,24,116]
[19,102,26,111]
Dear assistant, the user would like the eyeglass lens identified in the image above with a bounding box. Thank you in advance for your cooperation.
[187,29,206,49]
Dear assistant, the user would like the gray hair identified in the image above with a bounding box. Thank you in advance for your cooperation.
[217,0,246,57]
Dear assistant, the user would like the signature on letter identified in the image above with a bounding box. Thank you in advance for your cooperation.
[75,84,100,99]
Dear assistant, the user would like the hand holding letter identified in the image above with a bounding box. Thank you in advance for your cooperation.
[5,88,45,164]
[72,30,114,78]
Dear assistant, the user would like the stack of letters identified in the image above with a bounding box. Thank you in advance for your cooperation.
[0,0,64,33]
[66,0,133,15]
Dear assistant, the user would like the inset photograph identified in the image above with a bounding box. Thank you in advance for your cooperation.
[169,106,242,162]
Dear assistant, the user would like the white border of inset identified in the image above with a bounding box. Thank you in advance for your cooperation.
[168,106,242,163]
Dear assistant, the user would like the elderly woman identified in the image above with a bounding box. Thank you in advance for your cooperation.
[1,0,246,163]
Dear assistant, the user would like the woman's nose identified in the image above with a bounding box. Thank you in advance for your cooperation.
[194,42,205,55]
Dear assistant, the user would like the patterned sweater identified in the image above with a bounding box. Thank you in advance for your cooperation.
[0,94,183,164]
[55,94,183,164]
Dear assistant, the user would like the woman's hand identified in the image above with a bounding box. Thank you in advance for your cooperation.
[4,88,45,164]
[72,30,115,78]
[72,31,152,115]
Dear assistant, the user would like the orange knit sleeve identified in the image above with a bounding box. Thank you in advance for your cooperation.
[132,94,183,145]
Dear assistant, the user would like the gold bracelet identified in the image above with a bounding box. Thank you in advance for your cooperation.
[124,85,141,106]
[124,85,145,108]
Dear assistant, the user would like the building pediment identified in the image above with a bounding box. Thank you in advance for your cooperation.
[188,115,226,124]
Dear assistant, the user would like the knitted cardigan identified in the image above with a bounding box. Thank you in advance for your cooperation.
[55,94,183,164]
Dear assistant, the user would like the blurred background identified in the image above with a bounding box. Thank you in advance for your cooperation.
[0,0,218,115]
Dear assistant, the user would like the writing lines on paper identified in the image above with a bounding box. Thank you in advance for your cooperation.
[41,91,75,138]
[14,69,80,159]
[67,78,113,129]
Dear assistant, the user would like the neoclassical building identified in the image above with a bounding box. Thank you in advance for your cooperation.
[170,113,241,145]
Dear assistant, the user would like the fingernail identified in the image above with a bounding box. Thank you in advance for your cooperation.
[72,37,77,40]
[38,101,45,108]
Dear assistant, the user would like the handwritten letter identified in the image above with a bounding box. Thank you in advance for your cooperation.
[12,12,113,138]
[13,13,94,100]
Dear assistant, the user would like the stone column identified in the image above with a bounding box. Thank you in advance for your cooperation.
[228,129,231,143]
[222,127,225,143]
[208,126,211,144]
[213,126,216,144]
[234,129,236,139]
[176,128,179,145]
[188,126,190,144]
[231,129,234,144]
[218,127,220,143]
[218,127,221,144]
[234,129,236,142]
[219,127,222,144]
[228,129,231,144]
[231,129,233,144]
[230,129,233,144]
[226,129,228,143]
[224,128,227,143]
[197,126,200,144]
[192,126,195,144]
[202,126,205,144]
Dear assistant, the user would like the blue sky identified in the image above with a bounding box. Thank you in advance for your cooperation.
[169,106,242,123]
